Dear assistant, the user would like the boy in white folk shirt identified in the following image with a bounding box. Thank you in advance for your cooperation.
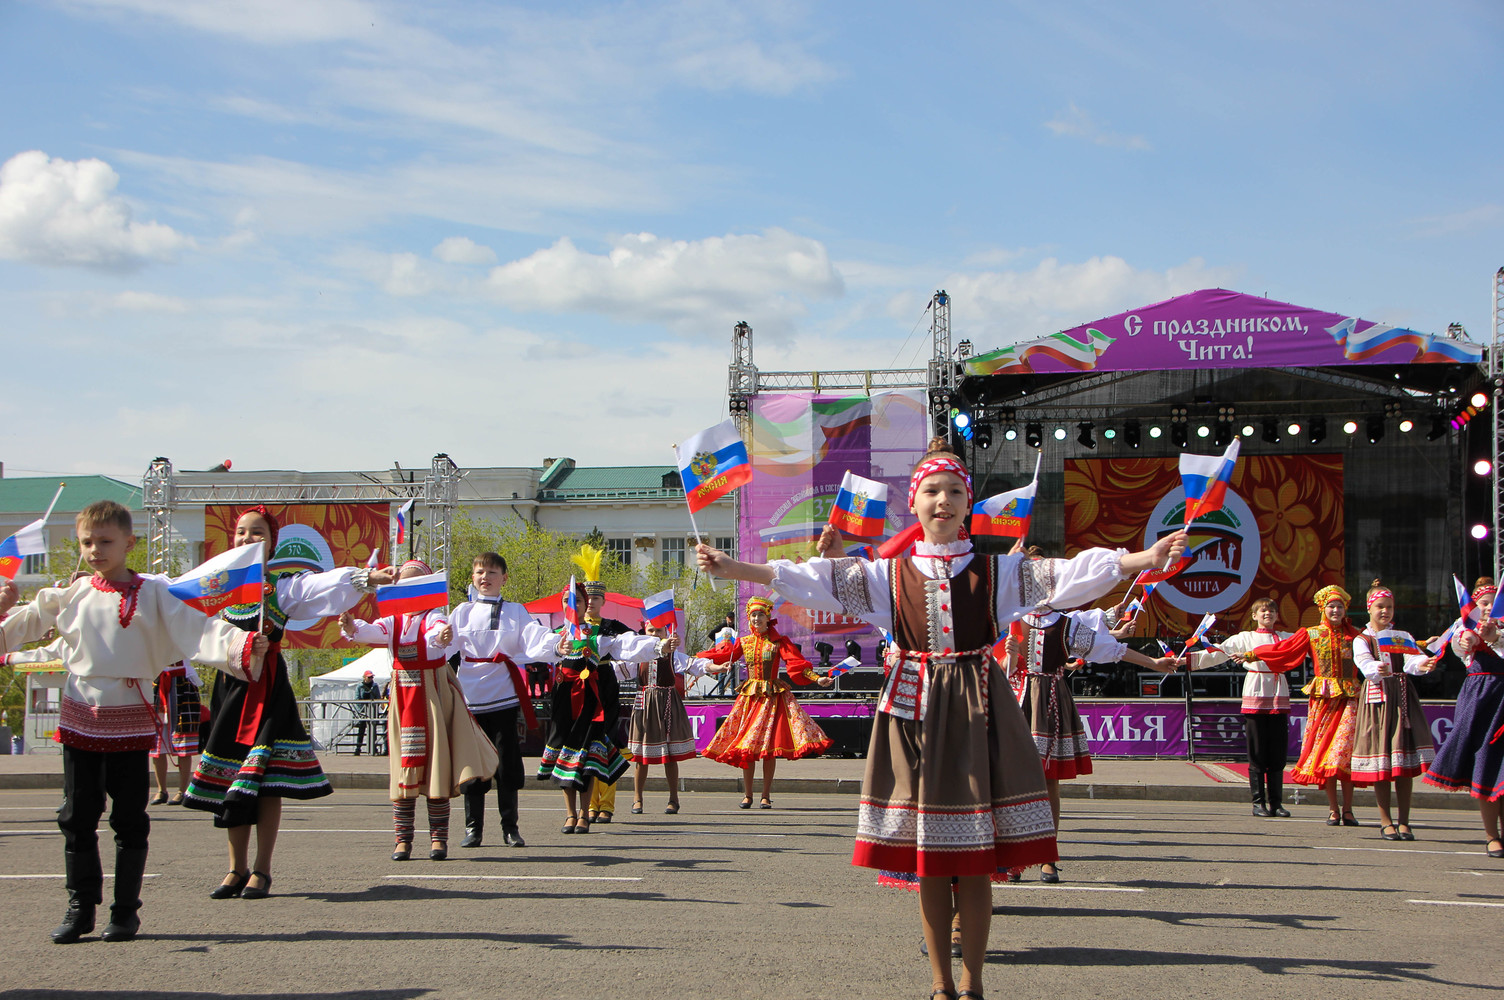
[0,501,268,944]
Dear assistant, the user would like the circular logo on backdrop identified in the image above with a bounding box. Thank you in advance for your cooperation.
[1143,488,1262,615]
[267,524,335,633]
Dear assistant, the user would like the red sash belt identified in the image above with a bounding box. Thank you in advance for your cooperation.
[237,640,279,745]
[557,661,604,722]
[465,653,538,730]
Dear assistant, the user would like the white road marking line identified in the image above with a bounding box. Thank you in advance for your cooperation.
[384,874,643,882]
[623,830,788,838]
[0,831,56,837]
[1408,899,1504,908]
[995,884,1145,892]
[1308,846,1477,856]
[280,829,402,833]
[0,874,161,879]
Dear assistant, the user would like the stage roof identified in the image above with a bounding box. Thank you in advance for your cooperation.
[964,289,1486,377]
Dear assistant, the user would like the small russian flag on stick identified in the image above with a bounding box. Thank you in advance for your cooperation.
[168,542,266,616]
[375,571,448,617]
[642,589,677,630]
[395,499,415,545]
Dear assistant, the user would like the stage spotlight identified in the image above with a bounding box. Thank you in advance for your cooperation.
[1025,423,1043,448]
[1196,425,1210,439]
[845,639,862,662]
[1307,417,1326,444]
[1214,423,1232,447]
[1471,523,1491,540]
[1053,427,1067,441]
[1286,422,1301,437]
[1124,420,1141,448]
[1475,459,1494,477]
[1471,391,1489,408]
[1262,419,1280,444]
[1240,424,1255,438]
[1148,425,1162,439]
[1425,416,1448,441]
[1004,426,1018,442]
[1103,427,1117,441]
[813,641,834,668]
[1398,418,1414,433]
[976,425,993,449]
[1342,420,1358,435]
[951,407,973,441]
[1077,422,1096,449]
[1171,424,1188,449]
[1366,415,1385,444]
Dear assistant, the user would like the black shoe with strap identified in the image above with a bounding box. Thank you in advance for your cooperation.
[241,870,273,900]
[210,869,251,900]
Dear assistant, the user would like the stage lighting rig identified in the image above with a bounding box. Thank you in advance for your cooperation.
[1077,422,1096,450]
[1366,415,1385,444]
[1307,416,1326,444]
[1262,419,1280,444]
[1025,423,1043,449]
[1124,420,1141,448]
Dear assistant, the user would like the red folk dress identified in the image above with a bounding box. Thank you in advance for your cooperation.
[698,629,831,767]
[1255,622,1362,785]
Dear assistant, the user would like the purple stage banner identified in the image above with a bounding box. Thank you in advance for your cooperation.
[679,698,1458,758]
[737,391,928,659]
[964,288,1484,376]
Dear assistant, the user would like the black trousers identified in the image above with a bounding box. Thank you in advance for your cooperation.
[59,747,151,900]
[464,707,523,831]
[1243,713,1290,806]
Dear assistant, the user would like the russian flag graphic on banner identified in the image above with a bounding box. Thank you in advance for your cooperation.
[1377,630,1422,657]
[642,588,677,630]
[1180,439,1241,522]
[828,471,888,538]
[0,518,47,580]
[375,571,448,617]
[675,420,753,514]
[395,499,415,544]
[168,543,265,615]
[970,451,1040,539]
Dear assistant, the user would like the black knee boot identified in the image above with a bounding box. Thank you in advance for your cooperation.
[1267,772,1289,816]
[101,848,148,942]
[52,849,101,944]
[1249,765,1270,816]
[500,786,524,847]
[460,786,484,848]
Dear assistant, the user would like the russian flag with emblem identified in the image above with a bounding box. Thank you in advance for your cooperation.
[642,588,677,630]
[971,452,1040,539]
[675,420,753,514]
[0,518,47,581]
[168,543,265,615]
[375,571,448,617]
[828,471,888,538]
[1376,630,1421,657]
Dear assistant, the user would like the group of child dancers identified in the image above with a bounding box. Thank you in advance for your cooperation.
[3,445,1502,1000]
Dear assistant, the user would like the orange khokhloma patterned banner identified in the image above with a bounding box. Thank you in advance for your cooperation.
[1064,454,1344,636]
[203,504,390,649]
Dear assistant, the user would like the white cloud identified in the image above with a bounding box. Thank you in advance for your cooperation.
[59,0,384,45]
[940,255,1239,344]
[1044,103,1151,151]
[432,236,497,265]
[0,151,193,270]
[484,228,844,337]
[110,290,189,313]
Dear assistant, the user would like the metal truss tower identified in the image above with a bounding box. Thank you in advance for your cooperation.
[141,454,462,575]
[1493,267,1503,578]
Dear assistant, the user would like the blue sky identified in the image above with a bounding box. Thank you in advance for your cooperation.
[2,0,1500,478]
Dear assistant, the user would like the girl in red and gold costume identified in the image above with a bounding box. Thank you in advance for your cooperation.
[698,595,834,808]
[1252,585,1364,827]
[695,437,1186,1000]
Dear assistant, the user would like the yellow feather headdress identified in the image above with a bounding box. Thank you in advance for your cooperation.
[571,544,605,596]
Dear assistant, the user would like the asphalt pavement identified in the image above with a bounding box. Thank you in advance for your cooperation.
[1,768,1500,999]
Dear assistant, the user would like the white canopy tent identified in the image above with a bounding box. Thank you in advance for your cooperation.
[306,648,390,750]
